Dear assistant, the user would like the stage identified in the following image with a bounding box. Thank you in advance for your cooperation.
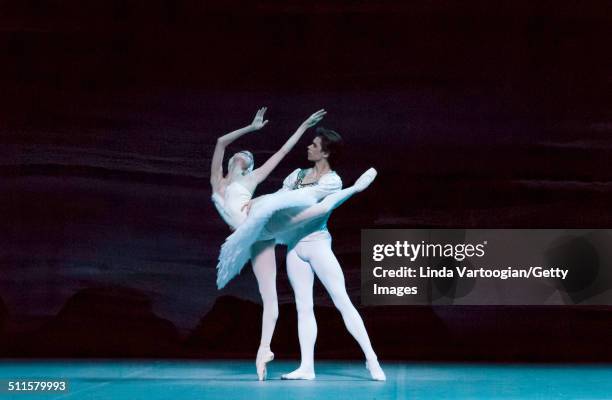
[1,360,611,399]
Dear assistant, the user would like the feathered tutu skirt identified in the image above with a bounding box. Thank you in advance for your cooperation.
[216,190,317,289]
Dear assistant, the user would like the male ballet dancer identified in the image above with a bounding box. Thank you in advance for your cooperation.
[272,127,386,381]
[231,127,383,381]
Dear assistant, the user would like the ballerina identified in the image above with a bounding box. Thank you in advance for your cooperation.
[210,107,326,379]
[216,127,385,381]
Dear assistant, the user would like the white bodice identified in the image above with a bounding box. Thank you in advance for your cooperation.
[211,181,253,230]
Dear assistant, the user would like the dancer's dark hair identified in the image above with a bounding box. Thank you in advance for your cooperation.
[315,127,343,169]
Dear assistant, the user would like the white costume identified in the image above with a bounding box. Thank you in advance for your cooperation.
[215,168,342,289]
[212,169,343,380]
[214,167,385,381]
[210,150,255,231]
[276,170,384,381]
[211,181,252,231]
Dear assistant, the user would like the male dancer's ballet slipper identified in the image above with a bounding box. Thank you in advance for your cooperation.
[281,368,316,380]
[354,168,378,192]
[366,359,387,381]
[256,347,274,381]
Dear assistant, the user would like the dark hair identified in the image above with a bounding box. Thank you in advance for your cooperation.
[315,127,343,169]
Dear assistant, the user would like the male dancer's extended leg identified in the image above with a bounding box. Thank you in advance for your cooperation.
[281,246,317,380]
[251,239,278,381]
[304,238,386,381]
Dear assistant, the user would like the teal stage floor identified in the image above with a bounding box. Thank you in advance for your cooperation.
[1,359,611,399]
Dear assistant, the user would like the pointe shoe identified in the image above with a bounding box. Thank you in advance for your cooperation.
[366,359,386,381]
[354,168,377,192]
[256,348,274,381]
[281,368,316,380]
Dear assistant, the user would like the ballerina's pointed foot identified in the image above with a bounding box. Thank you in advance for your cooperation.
[366,359,386,381]
[256,347,275,381]
[354,168,378,192]
[281,368,316,380]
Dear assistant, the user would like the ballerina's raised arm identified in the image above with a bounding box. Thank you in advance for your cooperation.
[210,107,269,194]
[247,109,327,186]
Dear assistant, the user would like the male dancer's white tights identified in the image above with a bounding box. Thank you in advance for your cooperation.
[250,168,383,380]
[285,237,378,375]
[250,177,372,352]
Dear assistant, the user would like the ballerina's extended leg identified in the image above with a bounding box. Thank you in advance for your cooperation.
[264,168,378,236]
[289,167,377,224]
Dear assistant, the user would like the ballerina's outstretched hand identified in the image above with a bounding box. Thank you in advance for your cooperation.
[301,109,327,128]
[250,107,269,130]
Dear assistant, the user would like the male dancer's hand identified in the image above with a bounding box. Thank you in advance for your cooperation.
[250,107,269,130]
[241,200,253,215]
[301,109,327,128]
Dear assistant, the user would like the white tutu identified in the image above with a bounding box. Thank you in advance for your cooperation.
[216,189,318,289]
